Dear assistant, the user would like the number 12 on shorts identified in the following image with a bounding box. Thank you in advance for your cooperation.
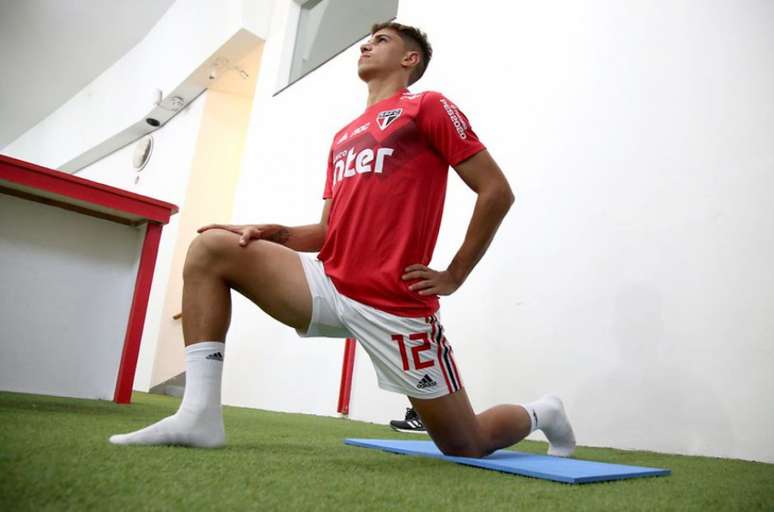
[391,333,435,372]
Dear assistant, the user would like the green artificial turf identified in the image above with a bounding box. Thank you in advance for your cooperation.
[0,391,772,511]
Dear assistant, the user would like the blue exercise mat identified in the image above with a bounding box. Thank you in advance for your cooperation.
[345,439,670,484]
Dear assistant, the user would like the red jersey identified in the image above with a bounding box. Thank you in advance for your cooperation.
[318,88,486,317]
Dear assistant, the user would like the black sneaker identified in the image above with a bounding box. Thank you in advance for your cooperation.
[390,408,427,434]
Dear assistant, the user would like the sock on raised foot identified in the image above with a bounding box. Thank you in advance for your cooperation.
[519,395,576,457]
[109,341,226,448]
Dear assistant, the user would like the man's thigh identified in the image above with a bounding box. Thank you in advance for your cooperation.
[198,230,312,331]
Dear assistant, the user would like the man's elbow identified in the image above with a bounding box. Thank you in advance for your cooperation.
[504,187,515,207]
[484,185,515,210]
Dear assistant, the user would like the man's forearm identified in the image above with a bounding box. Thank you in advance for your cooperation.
[264,223,327,252]
[446,189,514,285]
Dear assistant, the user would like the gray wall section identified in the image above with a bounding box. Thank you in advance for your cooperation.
[0,193,143,400]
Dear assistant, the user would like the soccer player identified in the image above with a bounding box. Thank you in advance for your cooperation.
[110,21,576,458]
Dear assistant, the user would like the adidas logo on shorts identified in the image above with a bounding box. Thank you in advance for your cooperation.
[416,374,437,389]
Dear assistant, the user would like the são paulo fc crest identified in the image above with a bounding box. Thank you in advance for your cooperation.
[376,108,402,130]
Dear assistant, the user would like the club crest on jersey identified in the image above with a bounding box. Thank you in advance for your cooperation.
[376,108,402,130]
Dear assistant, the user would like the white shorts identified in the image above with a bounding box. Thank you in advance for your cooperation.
[296,253,463,399]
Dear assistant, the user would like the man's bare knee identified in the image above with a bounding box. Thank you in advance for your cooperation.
[184,230,259,277]
[431,424,493,458]
[437,443,489,459]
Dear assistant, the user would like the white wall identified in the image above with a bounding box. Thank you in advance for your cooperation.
[223,0,774,463]
[3,0,273,169]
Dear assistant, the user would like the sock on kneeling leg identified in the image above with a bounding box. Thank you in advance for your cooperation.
[518,395,576,457]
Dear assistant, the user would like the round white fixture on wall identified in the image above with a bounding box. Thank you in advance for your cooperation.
[133,135,154,172]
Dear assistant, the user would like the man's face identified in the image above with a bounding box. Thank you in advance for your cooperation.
[358,29,414,82]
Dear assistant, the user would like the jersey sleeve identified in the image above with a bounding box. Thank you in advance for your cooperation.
[416,91,486,166]
[322,148,333,199]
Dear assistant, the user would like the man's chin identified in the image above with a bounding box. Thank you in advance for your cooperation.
[357,67,374,82]
[358,60,383,80]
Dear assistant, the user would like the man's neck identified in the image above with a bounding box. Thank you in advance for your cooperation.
[365,76,408,108]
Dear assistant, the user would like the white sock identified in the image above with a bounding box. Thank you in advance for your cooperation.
[109,342,226,448]
[519,395,576,457]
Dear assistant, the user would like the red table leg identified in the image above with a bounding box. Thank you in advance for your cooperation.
[113,222,163,403]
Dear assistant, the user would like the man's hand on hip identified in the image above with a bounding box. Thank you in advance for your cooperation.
[401,264,462,296]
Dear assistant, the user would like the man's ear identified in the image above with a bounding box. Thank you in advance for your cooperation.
[402,50,420,69]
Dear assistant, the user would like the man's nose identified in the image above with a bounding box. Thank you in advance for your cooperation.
[360,42,372,54]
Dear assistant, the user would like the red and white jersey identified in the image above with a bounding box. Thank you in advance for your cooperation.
[318,88,486,317]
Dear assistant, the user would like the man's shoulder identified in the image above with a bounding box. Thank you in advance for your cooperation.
[399,90,445,104]
[399,90,428,102]
[401,90,457,117]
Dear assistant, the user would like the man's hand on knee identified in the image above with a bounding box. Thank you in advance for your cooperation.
[197,224,288,247]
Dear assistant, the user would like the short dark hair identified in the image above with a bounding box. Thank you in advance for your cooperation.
[371,21,432,86]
